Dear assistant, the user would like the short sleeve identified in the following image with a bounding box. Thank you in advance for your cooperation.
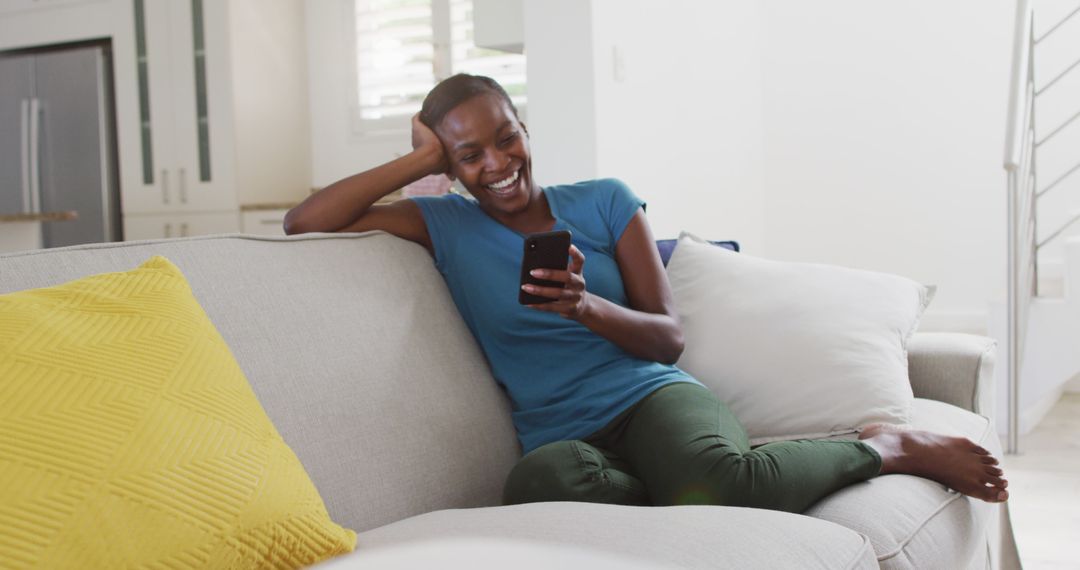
[410,194,467,271]
[602,178,646,244]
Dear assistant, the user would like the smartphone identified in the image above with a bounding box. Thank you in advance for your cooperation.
[518,230,573,305]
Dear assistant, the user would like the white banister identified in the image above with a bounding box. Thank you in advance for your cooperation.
[1005,0,1033,171]
[1003,0,1035,455]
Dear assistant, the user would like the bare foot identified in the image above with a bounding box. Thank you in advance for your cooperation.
[858,424,1009,503]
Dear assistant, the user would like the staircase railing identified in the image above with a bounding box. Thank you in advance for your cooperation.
[1033,2,1080,255]
[1004,0,1080,453]
[1003,0,1034,454]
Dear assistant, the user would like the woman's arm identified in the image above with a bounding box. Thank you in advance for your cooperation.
[283,115,445,252]
[522,209,685,364]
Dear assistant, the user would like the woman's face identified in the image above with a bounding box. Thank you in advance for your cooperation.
[435,93,537,219]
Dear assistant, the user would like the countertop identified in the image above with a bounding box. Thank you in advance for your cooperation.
[239,193,403,212]
[0,211,78,224]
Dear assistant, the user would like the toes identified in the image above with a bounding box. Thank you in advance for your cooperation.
[980,455,1000,465]
[974,483,1009,503]
[974,485,1001,502]
[972,444,991,455]
[985,466,1003,477]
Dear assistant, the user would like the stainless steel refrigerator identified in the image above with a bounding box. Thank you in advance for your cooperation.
[1,40,122,248]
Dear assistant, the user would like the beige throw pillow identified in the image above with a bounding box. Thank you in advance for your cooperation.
[667,232,932,444]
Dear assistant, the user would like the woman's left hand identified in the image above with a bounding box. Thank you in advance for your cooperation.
[523,244,591,320]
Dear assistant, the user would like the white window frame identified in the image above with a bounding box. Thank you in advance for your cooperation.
[345,0,525,138]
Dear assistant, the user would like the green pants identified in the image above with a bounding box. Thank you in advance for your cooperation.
[502,382,882,513]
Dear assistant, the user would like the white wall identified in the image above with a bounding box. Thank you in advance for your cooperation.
[757,1,1015,329]
[582,0,1017,331]
[590,0,766,248]
[306,0,405,188]
[229,0,313,205]
[522,0,599,186]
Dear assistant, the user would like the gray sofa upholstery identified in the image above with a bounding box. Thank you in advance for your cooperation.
[0,232,1020,569]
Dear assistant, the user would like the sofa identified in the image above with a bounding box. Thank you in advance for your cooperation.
[0,231,1021,569]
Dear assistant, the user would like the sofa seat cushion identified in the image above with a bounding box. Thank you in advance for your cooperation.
[316,502,878,569]
[804,398,999,569]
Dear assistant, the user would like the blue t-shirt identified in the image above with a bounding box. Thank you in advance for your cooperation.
[412,178,699,454]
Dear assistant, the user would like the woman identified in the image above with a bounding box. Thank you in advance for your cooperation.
[285,74,1008,511]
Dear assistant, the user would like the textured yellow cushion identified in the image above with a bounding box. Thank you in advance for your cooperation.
[0,256,356,568]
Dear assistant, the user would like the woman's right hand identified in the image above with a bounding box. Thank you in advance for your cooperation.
[411,113,448,175]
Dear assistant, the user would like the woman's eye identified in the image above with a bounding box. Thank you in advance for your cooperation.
[461,154,479,163]
[499,133,518,146]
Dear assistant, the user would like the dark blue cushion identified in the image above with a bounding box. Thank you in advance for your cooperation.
[655,239,739,267]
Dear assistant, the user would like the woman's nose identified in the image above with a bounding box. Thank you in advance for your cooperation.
[484,148,510,171]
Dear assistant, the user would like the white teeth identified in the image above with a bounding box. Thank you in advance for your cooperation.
[487,170,520,193]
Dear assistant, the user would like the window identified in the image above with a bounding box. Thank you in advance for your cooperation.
[351,0,526,133]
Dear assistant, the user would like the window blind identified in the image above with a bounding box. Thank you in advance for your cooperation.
[354,0,525,123]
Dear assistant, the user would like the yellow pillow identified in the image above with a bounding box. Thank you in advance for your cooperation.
[0,256,356,568]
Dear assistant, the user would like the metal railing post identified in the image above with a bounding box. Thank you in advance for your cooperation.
[1007,168,1020,454]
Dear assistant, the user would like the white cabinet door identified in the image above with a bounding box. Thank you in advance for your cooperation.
[121,0,178,214]
[123,211,239,241]
[167,0,236,213]
[120,0,236,216]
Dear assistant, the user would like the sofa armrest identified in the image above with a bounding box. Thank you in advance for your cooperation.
[907,332,996,416]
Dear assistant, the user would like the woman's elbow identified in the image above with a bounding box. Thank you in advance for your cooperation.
[282,209,310,236]
[658,330,685,365]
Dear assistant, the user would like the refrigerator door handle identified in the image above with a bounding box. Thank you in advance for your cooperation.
[161,169,170,204]
[20,99,31,213]
[28,98,42,214]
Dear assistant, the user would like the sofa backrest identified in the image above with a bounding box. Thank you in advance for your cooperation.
[0,232,521,533]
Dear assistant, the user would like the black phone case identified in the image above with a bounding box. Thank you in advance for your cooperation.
[518,230,572,305]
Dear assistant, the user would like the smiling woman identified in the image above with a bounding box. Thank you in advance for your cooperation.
[283,73,1009,514]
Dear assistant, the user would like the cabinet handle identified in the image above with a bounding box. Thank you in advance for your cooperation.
[180,222,189,237]
[20,99,31,213]
[164,222,173,238]
[161,169,170,204]
[28,98,42,213]
[179,167,188,204]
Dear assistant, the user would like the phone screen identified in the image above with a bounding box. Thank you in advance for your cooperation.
[519,230,572,305]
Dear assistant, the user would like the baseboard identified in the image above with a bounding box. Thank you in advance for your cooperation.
[1066,372,1080,394]
[1021,386,1065,434]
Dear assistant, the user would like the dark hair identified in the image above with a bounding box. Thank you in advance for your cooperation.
[419,74,519,129]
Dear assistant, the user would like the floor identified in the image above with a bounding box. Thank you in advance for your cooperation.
[1003,392,1080,569]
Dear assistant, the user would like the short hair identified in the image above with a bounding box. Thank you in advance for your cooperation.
[419,74,519,129]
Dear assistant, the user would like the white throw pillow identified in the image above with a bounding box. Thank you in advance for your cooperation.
[667,232,932,445]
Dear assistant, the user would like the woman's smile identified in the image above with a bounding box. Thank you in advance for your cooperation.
[485,168,521,197]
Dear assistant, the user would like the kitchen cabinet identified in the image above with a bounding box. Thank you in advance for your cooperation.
[1,0,311,244]
[121,0,237,216]
[240,209,289,237]
[123,211,239,241]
